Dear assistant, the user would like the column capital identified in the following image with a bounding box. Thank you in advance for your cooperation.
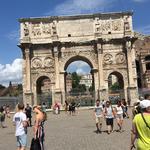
[125,40,132,51]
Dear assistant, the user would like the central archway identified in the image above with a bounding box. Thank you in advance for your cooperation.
[64,56,96,106]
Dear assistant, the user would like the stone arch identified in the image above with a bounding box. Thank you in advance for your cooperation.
[109,71,124,86]
[35,75,52,106]
[107,70,126,102]
[64,55,94,70]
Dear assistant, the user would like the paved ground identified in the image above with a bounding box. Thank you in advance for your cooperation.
[0,109,133,150]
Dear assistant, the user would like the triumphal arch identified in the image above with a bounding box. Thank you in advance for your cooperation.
[19,11,138,106]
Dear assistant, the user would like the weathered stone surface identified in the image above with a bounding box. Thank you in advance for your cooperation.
[19,11,138,105]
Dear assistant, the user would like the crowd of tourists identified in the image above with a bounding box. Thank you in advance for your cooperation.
[93,98,128,134]
[0,94,150,150]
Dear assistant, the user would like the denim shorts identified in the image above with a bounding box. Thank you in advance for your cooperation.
[16,134,27,147]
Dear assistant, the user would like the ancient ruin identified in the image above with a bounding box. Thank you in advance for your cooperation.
[18,11,138,106]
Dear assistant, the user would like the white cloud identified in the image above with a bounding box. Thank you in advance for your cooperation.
[0,58,22,86]
[135,24,150,35]
[45,0,114,16]
[132,0,147,2]
[67,61,91,74]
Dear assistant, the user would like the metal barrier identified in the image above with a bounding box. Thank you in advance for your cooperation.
[65,91,96,107]
[0,96,23,111]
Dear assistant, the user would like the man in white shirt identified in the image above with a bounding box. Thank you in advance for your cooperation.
[13,103,28,150]
[94,99,103,133]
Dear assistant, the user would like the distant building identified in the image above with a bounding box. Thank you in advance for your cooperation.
[79,74,92,88]
[108,75,118,86]
[66,73,72,92]
[41,78,51,93]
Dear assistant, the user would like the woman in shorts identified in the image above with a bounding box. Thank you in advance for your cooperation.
[115,100,124,132]
[104,101,115,134]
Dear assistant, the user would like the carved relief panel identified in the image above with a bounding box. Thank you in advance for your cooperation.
[42,23,51,35]
[32,23,41,36]
[115,52,126,64]
[103,53,113,65]
[103,52,126,65]
[31,56,55,70]
[95,18,123,33]
[23,22,29,36]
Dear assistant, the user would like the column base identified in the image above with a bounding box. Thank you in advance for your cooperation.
[53,89,63,105]
[127,87,138,106]
[23,92,34,105]
[99,88,108,101]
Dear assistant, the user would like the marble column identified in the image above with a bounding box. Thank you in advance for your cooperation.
[54,46,60,90]
[97,43,106,100]
[126,41,138,105]
[126,41,134,87]
[60,71,66,104]
[91,69,99,100]
[24,47,33,105]
[53,46,62,104]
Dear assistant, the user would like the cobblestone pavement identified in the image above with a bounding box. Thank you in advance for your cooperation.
[0,109,133,150]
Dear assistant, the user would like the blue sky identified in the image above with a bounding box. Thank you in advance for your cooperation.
[0,0,150,86]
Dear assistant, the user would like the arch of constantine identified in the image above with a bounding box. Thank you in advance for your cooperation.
[18,11,138,106]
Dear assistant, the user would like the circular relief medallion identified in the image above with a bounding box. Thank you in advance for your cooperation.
[32,58,42,68]
[44,57,54,68]
[103,54,113,65]
[115,53,125,64]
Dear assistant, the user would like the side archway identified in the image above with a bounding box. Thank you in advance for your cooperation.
[36,76,52,107]
[107,71,125,104]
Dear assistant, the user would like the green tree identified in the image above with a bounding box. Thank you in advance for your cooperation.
[109,82,121,91]
[71,72,81,89]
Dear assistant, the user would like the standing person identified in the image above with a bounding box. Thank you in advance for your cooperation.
[33,106,46,150]
[94,99,103,133]
[13,103,28,150]
[64,101,68,114]
[115,100,124,132]
[25,103,32,127]
[104,101,115,134]
[68,103,72,115]
[71,101,76,115]
[130,100,150,150]
[5,105,11,118]
[41,102,47,113]
[121,99,129,118]
[0,106,6,128]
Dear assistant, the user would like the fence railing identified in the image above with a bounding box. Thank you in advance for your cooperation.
[0,96,23,111]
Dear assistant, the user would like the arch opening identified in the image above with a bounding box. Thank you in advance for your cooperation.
[64,57,95,106]
[108,71,125,104]
[36,76,52,107]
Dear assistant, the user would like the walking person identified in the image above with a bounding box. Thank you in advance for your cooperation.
[115,100,124,132]
[13,103,28,150]
[94,99,103,134]
[121,99,129,118]
[25,103,32,127]
[64,100,68,114]
[71,101,76,115]
[32,106,46,150]
[0,106,6,128]
[104,101,115,134]
[130,100,150,150]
